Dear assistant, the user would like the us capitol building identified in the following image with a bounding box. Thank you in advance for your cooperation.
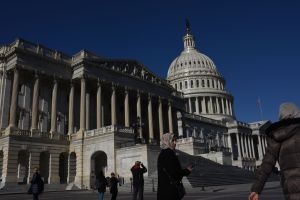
[0,22,269,190]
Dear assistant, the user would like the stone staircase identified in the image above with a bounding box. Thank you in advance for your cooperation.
[119,150,279,192]
[176,150,279,187]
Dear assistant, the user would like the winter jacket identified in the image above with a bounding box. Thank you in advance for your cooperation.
[95,176,108,193]
[30,173,44,194]
[131,164,147,187]
[157,148,190,200]
[109,177,119,194]
[251,117,300,200]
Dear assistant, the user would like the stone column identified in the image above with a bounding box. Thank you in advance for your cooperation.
[124,88,130,127]
[236,133,241,160]
[158,97,164,139]
[262,136,266,154]
[27,151,40,184]
[227,134,233,153]
[31,74,39,131]
[9,68,19,128]
[68,82,74,135]
[188,98,192,113]
[96,81,102,129]
[201,97,206,114]
[257,135,263,160]
[250,135,255,158]
[240,134,245,158]
[209,97,213,114]
[111,85,117,126]
[226,99,230,115]
[48,153,60,184]
[221,98,225,114]
[168,100,173,133]
[79,77,86,132]
[216,97,220,114]
[229,100,233,116]
[147,94,154,142]
[247,135,252,158]
[136,91,142,139]
[50,79,58,134]
[245,135,249,158]
[195,97,200,114]
[86,92,90,130]
[67,153,71,183]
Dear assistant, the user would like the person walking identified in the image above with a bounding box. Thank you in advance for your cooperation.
[28,168,44,200]
[131,161,147,200]
[248,102,300,200]
[157,133,193,200]
[95,171,108,200]
[109,172,119,200]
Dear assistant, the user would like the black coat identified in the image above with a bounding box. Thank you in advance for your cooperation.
[157,148,190,200]
[251,118,300,200]
[131,164,147,186]
[109,177,119,194]
[29,173,44,194]
[95,176,108,193]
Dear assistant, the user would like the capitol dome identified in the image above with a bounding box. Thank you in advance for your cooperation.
[167,21,235,121]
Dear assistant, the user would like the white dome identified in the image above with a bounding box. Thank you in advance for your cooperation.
[167,49,221,78]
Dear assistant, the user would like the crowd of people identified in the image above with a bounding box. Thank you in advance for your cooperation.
[27,102,300,200]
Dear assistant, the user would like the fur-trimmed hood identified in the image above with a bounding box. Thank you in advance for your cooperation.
[266,118,300,142]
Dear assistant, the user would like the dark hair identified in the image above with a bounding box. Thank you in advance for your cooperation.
[96,170,105,179]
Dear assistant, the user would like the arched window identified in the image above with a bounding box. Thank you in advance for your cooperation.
[175,83,177,90]
[185,81,188,89]
[180,82,182,90]
[190,80,193,88]
[202,80,205,87]
[196,80,199,87]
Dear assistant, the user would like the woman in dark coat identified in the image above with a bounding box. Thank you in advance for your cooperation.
[157,133,193,200]
[249,102,300,200]
[95,171,108,200]
[29,168,44,200]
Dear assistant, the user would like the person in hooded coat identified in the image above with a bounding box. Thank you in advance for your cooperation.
[249,102,300,200]
[157,133,193,200]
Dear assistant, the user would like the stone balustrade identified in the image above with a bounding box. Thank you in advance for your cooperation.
[0,129,70,141]
[85,125,134,138]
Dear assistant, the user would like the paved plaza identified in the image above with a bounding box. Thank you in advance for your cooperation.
[0,182,285,200]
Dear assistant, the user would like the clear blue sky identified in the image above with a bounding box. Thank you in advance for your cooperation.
[1,0,299,123]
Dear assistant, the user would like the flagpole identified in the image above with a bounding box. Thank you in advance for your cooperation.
[257,97,264,120]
